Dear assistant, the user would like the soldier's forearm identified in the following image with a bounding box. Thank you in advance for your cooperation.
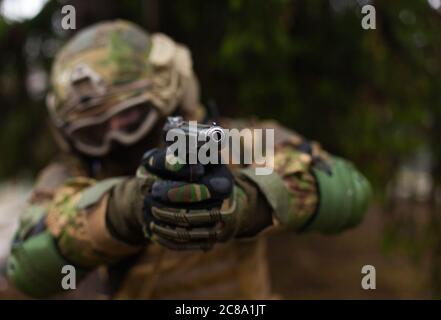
[238,147,371,234]
[7,177,143,298]
[45,177,144,268]
[303,156,371,233]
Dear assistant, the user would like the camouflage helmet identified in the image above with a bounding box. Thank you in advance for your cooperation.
[47,20,204,156]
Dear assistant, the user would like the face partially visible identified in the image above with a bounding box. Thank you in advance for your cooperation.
[109,107,143,131]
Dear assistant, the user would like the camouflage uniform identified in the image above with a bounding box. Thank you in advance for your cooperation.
[6,20,371,299]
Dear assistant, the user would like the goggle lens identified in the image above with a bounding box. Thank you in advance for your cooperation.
[69,103,154,147]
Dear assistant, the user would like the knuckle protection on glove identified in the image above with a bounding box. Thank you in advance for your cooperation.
[147,200,237,243]
[151,206,223,226]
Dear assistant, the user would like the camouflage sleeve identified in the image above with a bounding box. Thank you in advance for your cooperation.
[236,142,320,232]
[6,161,142,298]
[45,177,142,268]
[12,161,81,247]
[233,119,371,234]
[6,161,81,297]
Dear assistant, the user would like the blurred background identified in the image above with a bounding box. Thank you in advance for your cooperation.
[1,0,441,299]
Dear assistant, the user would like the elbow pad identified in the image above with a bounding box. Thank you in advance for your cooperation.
[304,157,371,234]
[7,231,87,298]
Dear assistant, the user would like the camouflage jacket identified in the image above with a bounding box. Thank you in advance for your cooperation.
[7,118,371,299]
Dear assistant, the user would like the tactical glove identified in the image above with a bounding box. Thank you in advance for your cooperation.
[139,148,272,250]
[106,174,156,245]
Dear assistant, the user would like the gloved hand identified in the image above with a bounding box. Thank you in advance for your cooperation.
[139,148,272,250]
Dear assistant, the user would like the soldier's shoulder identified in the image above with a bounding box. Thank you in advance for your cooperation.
[220,117,304,146]
[33,154,87,200]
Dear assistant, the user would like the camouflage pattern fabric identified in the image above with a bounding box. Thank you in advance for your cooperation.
[46,178,113,268]
[221,118,321,230]
[49,20,202,125]
[46,175,147,268]
[7,115,328,299]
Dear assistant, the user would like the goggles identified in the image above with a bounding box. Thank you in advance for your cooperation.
[63,95,160,156]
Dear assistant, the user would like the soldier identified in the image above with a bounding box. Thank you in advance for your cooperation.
[6,20,371,299]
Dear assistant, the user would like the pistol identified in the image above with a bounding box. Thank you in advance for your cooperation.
[163,116,225,165]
